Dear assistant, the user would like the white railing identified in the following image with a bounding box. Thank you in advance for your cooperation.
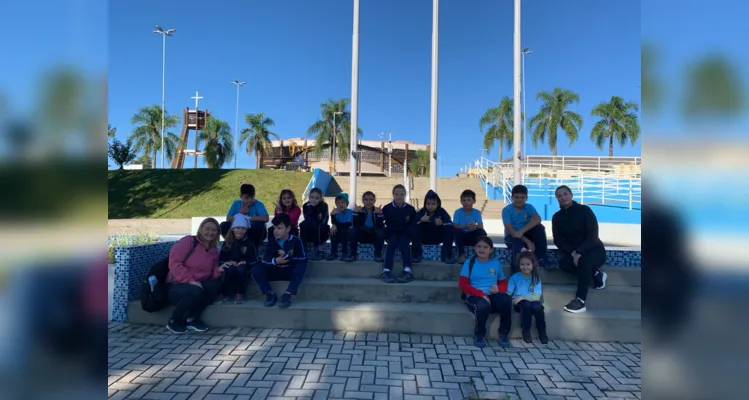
[471,156,642,210]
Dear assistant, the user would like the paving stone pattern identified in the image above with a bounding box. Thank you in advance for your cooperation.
[109,323,641,400]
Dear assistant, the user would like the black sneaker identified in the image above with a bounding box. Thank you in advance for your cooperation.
[564,298,586,313]
[264,292,278,307]
[373,255,384,263]
[325,253,337,261]
[186,318,209,332]
[474,336,486,348]
[594,271,608,290]
[539,333,549,344]
[442,256,457,264]
[166,320,187,334]
[522,330,532,344]
[396,270,414,283]
[381,270,395,283]
[412,256,422,264]
[344,255,357,262]
[278,293,292,308]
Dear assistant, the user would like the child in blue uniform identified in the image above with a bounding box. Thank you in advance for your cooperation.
[348,191,385,262]
[327,193,354,261]
[507,251,548,344]
[252,213,308,308]
[458,236,512,348]
[381,184,418,284]
[217,215,258,304]
[502,185,548,271]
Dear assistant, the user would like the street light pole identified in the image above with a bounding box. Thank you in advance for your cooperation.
[332,111,342,175]
[521,48,532,170]
[379,131,393,177]
[349,0,360,209]
[428,0,439,191]
[154,25,175,169]
[512,0,522,186]
[230,80,246,169]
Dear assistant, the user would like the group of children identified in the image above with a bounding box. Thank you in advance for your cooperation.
[213,182,552,345]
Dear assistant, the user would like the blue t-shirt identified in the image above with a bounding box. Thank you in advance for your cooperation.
[227,200,269,221]
[364,210,375,228]
[333,209,354,224]
[459,258,504,296]
[453,208,483,233]
[502,203,538,236]
[507,272,543,301]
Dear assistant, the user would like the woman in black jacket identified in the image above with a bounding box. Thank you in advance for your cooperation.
[551,185,607,314]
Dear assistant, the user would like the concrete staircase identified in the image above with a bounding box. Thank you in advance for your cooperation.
[326,176,504,216]
[128,260,640,342]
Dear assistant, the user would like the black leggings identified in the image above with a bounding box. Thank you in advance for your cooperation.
[558,246,607,301]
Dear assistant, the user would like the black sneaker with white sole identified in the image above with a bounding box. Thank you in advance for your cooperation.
[593,271,607,290]
[563,298,586,313]
[166,320,187,334]
[186,318,209,332]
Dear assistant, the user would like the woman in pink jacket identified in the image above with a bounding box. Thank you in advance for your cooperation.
[166,218,226,333]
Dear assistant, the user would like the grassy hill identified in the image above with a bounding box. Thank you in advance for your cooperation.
[108,169,312,219]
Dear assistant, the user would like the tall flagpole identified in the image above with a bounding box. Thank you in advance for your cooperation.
[429,0,439,191]
[348,0,360,209]
[512,0,522,186]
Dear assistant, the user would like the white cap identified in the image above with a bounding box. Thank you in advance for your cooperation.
[231,214,249,229]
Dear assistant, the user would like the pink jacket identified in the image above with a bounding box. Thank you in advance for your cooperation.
[275,206,301,230]
[168,236,220,283]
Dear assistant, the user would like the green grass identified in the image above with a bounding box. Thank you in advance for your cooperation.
[108,169,313,219]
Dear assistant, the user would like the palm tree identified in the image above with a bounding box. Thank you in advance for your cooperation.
[479,97,516,162]
[240,113,279,169]
[306,99,363,172]
[529,88,584,156]
[590,97,641,157]
[129,105,180,168]
[682,55,745,119]
[108,123,117,138]
[199,116,234,169]
[408,149,430,177]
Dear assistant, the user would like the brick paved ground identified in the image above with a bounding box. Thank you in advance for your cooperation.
[108,323,641,400]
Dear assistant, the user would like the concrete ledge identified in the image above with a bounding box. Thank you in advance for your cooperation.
[128,300,641,343]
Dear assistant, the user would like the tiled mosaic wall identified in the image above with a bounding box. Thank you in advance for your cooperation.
[110,240,641,322]
[111,241,175,323]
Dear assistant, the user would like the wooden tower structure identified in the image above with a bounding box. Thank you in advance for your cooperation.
[171,107,211,169]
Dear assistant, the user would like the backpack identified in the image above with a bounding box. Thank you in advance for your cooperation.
[460,256,477,300]
[140,237,198,312]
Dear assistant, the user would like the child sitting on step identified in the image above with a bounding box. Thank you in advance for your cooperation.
[220,183,269,246]
[412,190,456,264]
[327,193,354,261]
[300,188,330,261]
[453,189,488,264]
[458,236,512,348]
[216,215,258,304]
[269,189,302,238]
[507,251,548,344]
[381,184,418,284]
[347,191,385,262]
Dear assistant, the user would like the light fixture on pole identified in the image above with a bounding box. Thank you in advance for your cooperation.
[521,47,532,169]
[154,25,175,169]
[230,80,246,169]
[348,0,360,209]
[428,0,439,191]
[379,131,393,177]
[512,0,522,186]
[331,111,343,175]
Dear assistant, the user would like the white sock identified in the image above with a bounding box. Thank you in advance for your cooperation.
[404,267,412,273]
[383,268,391,272]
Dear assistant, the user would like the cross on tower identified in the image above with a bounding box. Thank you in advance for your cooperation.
[191,90,203,110]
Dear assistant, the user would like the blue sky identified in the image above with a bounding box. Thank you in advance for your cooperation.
[106,0,641,174]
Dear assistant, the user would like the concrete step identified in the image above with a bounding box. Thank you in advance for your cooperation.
[308,260,641,286]
[128,300,640,343]
[243,277,641,310]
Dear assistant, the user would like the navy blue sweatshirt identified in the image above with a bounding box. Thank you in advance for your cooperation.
[219,235,259,265]
[382,201,417,236]
[353,207,385,230]
[302,201,329,225]
[415,190,453,228]
[262,234,308,267]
